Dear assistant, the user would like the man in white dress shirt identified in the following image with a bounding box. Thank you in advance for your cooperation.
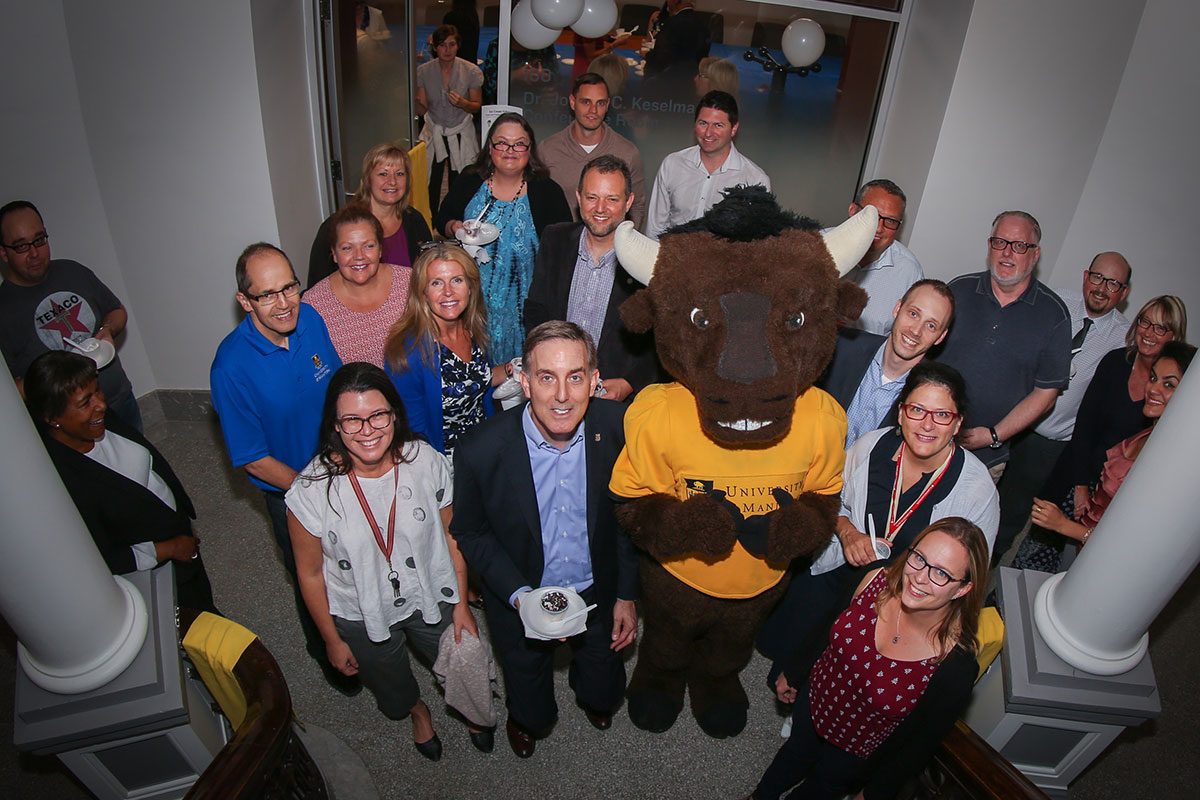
[645,91,770,240]
[994,251,1132,562]
[841,179,924,335]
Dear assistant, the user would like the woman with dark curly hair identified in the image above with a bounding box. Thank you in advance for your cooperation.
[436,113,570,363]
[286,362,489,759]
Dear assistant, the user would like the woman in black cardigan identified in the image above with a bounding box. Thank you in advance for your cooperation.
[25,351,217,612]
[435,112,571,364]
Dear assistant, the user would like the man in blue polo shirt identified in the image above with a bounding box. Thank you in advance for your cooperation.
[936,211,1071,489]
[210,242,353,693]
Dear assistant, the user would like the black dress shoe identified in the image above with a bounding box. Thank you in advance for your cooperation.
[506,719,535,758]
[414,733,443,762]
[582,707,612,731]
[469,727,495,753]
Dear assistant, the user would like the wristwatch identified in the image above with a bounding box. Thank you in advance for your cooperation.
[988,427,1002,449]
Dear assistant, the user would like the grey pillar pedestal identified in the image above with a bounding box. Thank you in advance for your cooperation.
[13,567,228,800]
[963,567,1160,798]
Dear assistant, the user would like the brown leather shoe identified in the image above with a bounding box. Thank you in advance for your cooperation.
[506,718,535,758]
[582,707,612,730]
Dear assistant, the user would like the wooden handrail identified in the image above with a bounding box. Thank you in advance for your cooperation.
[903,720,1050,800]
[179,609,328,800]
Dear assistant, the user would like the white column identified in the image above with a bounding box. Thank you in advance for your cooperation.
[1034,364,1200,675]
[0,374,147,693]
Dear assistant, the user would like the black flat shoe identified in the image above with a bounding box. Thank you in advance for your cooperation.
[414,733,443,762]
[469,727,495,753]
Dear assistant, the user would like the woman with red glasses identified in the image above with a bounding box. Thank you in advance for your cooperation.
[742,519,990,800]
[760,362,998,688]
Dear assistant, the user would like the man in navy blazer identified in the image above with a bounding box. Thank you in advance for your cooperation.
[821,279,955,446]
[451,321,638,758]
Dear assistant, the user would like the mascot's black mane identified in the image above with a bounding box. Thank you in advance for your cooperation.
[666,185,821,242]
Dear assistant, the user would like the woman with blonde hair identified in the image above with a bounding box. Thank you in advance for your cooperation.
[695,56,739,98]
[744,518,990,800]
[308,143,433,287]
[384,242,504,457]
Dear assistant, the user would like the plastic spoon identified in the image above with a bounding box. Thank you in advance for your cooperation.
[556,603,598,627]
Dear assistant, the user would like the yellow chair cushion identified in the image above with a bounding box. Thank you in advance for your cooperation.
[182,612,258,730]
[408,141,434,233]
[975,606,1005,681]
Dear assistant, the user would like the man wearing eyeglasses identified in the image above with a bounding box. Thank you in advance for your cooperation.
[842,180,925,335]
[935,210,1072,482]
[0,200,142,431]
[992,252,1131,562]
[210,243,353,694]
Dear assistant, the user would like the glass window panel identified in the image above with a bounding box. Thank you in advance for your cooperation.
[329,0,413,195]
[505,1,896,227]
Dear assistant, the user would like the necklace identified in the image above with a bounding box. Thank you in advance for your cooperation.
[892,600,904,644]
[487,175,526,202]
[347,461,402,599]
[887,442,955,543]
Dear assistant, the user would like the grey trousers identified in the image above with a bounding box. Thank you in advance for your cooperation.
[334,604,453,719]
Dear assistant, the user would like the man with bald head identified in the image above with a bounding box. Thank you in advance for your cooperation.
[993,251,1132,562]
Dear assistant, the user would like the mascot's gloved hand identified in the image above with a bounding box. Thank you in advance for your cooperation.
[764,491,841,563]
[710,489,794,558]
[616,492,740,562]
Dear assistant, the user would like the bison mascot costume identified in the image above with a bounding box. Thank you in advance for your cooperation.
[608,186,877,738]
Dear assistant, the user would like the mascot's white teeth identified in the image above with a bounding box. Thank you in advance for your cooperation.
[717,418,771,432]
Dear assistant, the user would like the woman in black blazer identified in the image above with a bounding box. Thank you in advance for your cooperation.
[25,351,217,612]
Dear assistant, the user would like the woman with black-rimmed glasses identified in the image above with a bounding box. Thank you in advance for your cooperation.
[759,362,998,687]
[286,362,492,760]
[435,113,570,364]
[742,518,990,800]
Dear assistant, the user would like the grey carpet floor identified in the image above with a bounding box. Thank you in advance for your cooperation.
[2,416,1197,799]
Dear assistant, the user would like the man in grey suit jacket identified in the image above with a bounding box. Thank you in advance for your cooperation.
[821,279,955,446]
[451,322,638,758]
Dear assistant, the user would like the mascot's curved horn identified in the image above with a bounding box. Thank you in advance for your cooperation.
[822,204,879,276]
[615,220,659,286]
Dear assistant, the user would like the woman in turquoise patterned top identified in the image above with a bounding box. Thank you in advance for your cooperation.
[436,113,571,365]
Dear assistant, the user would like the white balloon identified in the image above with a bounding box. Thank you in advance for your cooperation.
[781,18,826,68]
[512,1,563,50]
[571,0,618,39]
[531,0,585,30]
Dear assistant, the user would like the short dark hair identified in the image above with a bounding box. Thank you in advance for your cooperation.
[431,24,459,52]
[314,362,417,479]
[854,179,906,207]
[898,361,969,422]
[992,210,1042,243]
[578,154,633,197]
[572,72,610,97]
[695,90,739,127]
[1156,341,1196,376]
[898,278,956,326]
[329,205,385,248]
[469,112,549,181]
[24,351,98,427]
[523,320,598,371]
[235,242,293,295]
[0,200,43,237]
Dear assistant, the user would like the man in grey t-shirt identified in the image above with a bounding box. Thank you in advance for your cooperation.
[0,200,141,431]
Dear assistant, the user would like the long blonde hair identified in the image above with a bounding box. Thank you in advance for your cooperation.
[384,243,489,370]
[876,517,989,660]
[353,143,413,219]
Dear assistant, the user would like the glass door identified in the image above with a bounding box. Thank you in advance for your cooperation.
[318,0,416,204]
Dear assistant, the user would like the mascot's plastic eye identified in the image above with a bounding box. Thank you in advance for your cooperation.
[690,308,711,330]
[785,311,806,330]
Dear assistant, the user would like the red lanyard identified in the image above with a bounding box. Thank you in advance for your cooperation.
[886,443,954,543]
[347,463,400,592]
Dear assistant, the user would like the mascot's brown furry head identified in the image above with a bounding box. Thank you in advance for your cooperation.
[616,186,874,446]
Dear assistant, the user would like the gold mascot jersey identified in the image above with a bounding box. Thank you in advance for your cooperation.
[609,383,846,598]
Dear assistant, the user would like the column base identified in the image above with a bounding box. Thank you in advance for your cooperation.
[962,568,1160,796]
[1034,570,1149,675]
[17,573,148,695]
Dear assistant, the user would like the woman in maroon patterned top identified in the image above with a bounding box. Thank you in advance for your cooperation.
[742,518,989,800]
